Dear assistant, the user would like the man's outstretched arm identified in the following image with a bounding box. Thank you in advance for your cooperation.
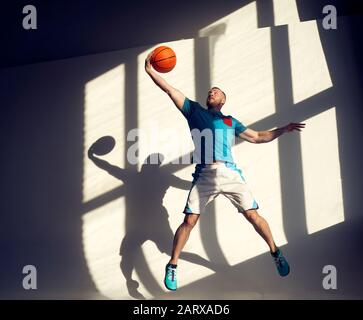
[145,51,185,110]
[238,123,306,143]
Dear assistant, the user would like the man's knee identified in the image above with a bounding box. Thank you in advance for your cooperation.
[183,213,200,229]
[243,209,260,224]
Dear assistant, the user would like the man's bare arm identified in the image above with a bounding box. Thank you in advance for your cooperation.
[145,51,185,110]
[238,123,305,143]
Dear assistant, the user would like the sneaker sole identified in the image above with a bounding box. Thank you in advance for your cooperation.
[164,280,177,291]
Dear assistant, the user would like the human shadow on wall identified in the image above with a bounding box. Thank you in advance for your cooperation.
[88,136,218,299]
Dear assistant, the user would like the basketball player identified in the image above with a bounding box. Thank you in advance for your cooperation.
[145,51,305,291]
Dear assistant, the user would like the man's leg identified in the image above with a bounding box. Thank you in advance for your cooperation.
[243,209,277,252]
[243,209,290,276]
[164,213,200,291]
[169,213,200,265]
[165,165,216,290]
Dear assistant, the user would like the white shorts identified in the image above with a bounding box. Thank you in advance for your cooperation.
[183,162,259,215]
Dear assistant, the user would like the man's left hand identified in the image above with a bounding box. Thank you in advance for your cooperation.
[283,122,306,133]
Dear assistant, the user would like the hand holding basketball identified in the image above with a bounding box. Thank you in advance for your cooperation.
[145,51,153,73]
[151,46,176,73]
[145,46,177,74]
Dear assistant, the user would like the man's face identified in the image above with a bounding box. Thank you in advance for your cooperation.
[206,88,226,109]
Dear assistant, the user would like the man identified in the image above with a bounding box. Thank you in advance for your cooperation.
[145,51,305,291]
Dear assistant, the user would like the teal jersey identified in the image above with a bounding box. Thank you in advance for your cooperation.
[180,98,247,164]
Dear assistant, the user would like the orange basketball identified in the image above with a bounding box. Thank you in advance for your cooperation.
[151,46,177,73]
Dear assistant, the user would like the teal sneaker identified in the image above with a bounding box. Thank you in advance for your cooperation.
[164,263,177,291]
[272,249,290,277]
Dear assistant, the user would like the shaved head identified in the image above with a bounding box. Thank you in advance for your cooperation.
[206,87,226,110]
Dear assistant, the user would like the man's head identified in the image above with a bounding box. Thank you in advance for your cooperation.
[206,87,226,110]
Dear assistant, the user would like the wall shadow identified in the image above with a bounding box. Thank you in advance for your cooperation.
[194,32,230,268]
[0,53,127,299]
[88,140,218,299]
[2,0,252,68]
[1,0,362,300]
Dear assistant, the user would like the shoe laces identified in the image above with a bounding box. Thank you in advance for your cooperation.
[167,267,177,281]
[274,255,285,267]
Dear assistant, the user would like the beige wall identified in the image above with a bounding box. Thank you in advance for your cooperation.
[1,3,363,299]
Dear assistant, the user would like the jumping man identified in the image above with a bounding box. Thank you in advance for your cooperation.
[145,51,305,291]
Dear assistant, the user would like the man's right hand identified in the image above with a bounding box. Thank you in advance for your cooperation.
[145,51,154,73]
[144,50,186,110]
